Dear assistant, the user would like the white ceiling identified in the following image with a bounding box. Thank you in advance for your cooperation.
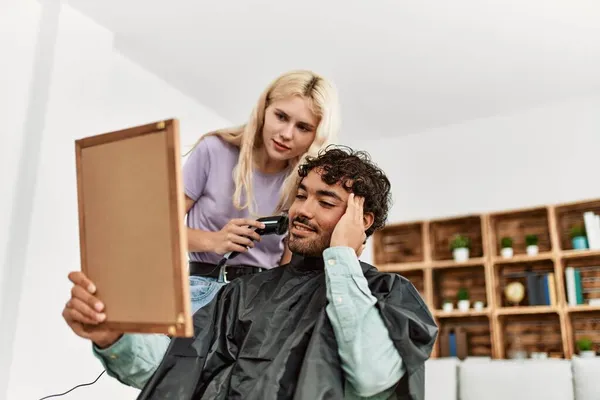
[66,0,600,139]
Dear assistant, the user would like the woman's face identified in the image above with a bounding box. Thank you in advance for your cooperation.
[261,96,320,163]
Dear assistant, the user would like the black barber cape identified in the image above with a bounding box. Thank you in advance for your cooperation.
[137,255,438,400]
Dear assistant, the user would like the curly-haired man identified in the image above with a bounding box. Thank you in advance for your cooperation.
[119,146,436,399]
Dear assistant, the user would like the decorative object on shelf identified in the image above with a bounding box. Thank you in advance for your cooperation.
[457,287,470,311]
[442,298,453,312]
[504,281,525,306]
[507,335,527,359]
[576,337,596,358]
[530,351,548,359]
[450,234,470,262]
[525,234,539,255]
[500,236,513,258]
[473,300,484,311]
[570,224,588,250]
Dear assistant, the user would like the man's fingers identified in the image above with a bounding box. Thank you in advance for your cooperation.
[352,194,364,223]
[67,306,103,326]
[69,297,106,323]
[68,271,97,294]
[71,285,104,313]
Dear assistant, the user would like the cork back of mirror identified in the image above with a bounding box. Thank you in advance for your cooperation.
[75,120,192,337]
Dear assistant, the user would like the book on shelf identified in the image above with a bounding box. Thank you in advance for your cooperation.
[583,211,600,249]
[564,266,600,306]
[524,271,557,306]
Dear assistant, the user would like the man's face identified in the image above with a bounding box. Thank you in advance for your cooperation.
[287,169,349,257]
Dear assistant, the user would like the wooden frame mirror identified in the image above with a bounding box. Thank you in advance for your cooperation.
[74,119,192,337]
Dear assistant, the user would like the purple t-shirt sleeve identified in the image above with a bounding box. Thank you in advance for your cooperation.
[182,138,211,201]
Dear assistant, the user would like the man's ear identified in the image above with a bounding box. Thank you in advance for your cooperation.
[363,212,374,232]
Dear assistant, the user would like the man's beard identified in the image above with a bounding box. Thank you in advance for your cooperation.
[287,216,330,257]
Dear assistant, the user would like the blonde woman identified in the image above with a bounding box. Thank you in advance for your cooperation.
[62,69,341,390]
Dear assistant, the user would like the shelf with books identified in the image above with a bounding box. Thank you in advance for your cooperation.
[372,196,600,360]
[554,199,600,252]
[435,316,494,359]
[492,259,559,310]
[562,253,600,308]
[497,313,565,359]
[488,206,552,259]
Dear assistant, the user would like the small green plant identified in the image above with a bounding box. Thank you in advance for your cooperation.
[576,337,593,352]
[442,298,452,304]
[457,287,469,301]
[525,234,538,246]
[570,224,587,239]
[501,237,513,248]
[450,234,471,250]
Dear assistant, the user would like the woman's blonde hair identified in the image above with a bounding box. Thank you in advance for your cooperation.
[191,69,340,216]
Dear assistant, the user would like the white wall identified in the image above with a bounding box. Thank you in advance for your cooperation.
[352,94,600,265]
[1,2,231,400]
[0,0,41,324]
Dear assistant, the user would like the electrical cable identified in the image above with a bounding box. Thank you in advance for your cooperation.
[38,370,105,399]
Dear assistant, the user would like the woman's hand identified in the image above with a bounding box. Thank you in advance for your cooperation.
[210,218,266,255]
[62,271,123,349]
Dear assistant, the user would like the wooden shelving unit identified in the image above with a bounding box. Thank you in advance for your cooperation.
[372,197,600,360]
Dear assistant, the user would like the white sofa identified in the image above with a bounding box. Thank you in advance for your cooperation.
[424,356,600,400]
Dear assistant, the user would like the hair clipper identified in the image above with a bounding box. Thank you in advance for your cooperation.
[217,214,289,266]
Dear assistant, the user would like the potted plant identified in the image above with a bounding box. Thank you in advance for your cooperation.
[500,237,513,258]
[525,234,539,256]
[457,287,470,311]
[450,234,470,262]
[442,298,453,312]
[576,337,595,358]
[571,224,588,250]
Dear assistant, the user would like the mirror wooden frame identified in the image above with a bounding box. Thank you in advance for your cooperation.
[74,119,192,337]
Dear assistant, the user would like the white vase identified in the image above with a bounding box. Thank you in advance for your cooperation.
[458,300,470,311]
[526,245,539,256]
[442,302,453,312]
[453,248,469,262]
[473,301,484,311]
[501,247,513,259]
[580,350,596,358]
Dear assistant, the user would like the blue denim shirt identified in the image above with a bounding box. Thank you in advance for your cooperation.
[93,247,404,398]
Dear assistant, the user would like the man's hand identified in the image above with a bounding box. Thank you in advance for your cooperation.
[330,193,367,256]
[62,271,123,349]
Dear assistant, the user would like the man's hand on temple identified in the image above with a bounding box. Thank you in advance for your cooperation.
[62,271,123,349]
[330,193,367,256]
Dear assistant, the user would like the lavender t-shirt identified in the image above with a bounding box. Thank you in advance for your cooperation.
[183,135,289,269]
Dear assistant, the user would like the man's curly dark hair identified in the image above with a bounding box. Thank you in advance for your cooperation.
[297,145,392,237]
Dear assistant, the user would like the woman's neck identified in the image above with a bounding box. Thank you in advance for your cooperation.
[253,146,288,174]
